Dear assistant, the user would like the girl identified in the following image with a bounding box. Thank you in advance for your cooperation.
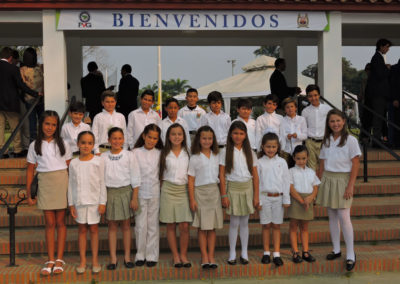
[132,123,163,267]
[68,131,107,274]
[188,126,223,269]
[159,123,192,268]
[101,127,140,270]
[257,132,290,267]
[288,145,320,264]
[316,109,361,271]
[219,121,259,265]
[26,111,72,276]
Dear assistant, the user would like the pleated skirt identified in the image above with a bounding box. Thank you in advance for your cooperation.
[316,171,352,209]
[226,180,254,216]
[159,181,193,223]
[287,193,314,220]
[192,183,223,230]
[106,185,134,221]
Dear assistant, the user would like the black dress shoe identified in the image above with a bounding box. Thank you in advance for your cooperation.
[135,260,145,266]
[346,254,356,271]
[183,262,192,268]
[239,257,249,265]
[302,251,316,263]
[1,153,9,159]
[173,262,183,268]
[146,261,157,267]
[261,255,271,264]
[326,251,341,261]
[227,259,237,265]
[272,256,284,267]
[201,263,210,269]
[292,252,303,264]
[209,263,218,269]
[106,262,118,270]
[124,260,135,268]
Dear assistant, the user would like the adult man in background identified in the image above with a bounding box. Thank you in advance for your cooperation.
[117,64,140,122]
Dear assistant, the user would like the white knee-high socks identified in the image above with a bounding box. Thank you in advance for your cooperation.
[327,208,355,261]
[229,215,249,260]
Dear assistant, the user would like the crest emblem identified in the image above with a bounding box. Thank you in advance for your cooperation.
[79,11,91,23]
[297,13,309,28]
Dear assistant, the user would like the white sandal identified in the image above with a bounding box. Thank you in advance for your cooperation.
[40,261,55,276]
[53,259,65,275]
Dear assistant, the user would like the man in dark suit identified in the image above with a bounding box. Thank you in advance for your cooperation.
[117,64,140,122]
[0,47,39,158]
[80,61,106,121]
[390,59,400,148]
[269,58,301,109]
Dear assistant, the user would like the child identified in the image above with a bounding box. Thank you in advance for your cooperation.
[101,127,140,270]
[257,132,290,267]
[232,98,256,151]
[281,97,307,168]
[288,145,320,264]
[61,101,91,156]
[301,84,332,171]
[159,97,191,149]
[219,121,259,265]
[178,88,206,141]
[159,123,193,268]
[188,126,223,269]
[68,131,106,274]
[26,110,72,276]
[255,94,286,151]
[132,123,163,267]
[127,89,161,149]
[316,109,361,271]
[200,91,231,147]
[92,90,127,154]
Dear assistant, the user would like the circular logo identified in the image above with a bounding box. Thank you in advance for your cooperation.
[79,11,90,23]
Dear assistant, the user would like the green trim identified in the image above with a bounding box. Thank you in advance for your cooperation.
[56,10,60,29]
[323,12,330,32]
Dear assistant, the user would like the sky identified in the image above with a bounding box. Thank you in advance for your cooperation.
[82,45,400,89]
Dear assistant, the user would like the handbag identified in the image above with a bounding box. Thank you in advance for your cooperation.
[30,174,39,199]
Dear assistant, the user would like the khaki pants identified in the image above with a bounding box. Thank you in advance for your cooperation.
[0,111,22,153]
[305,138,322,172]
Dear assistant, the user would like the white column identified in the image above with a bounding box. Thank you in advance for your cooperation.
[42,10,68,116]
[280,38,298,87]
[318,12,342,109]
[66,37,83,101]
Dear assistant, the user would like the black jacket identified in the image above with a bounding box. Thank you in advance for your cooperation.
[269,69,297,104]
[367,51,391,100]
[80,72,106,112]
[117,74,139,113]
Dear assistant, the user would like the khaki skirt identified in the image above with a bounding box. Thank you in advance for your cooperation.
[287,193,314,221]
[316,171,352,209]
[106,185,134,221]
[226,180,254,216]
[159,181,193,223]
[37,169,68,210]
[192,183,223,230]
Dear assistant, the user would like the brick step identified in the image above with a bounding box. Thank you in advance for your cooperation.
[361,149,400,162]
[1,242,400,283]
[358,161,400,177]
[0,217,399,255]
[0,158,27,169]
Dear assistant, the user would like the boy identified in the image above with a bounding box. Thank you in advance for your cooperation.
[232,98,256,150]
[200,91,231,147]
[159,97,191,149]
[61,101,91,155]
[178,88,206,141]
[92,90,127,154]
[255,94,286,150]
[127,89,161,149]
[301,84,332,171]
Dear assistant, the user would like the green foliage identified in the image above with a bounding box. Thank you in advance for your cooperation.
[253,46,280,58]
[140,78,191,102]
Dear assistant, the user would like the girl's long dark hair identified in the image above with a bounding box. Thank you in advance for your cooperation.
[191,126,219,155]
[322,109,349,148]
[159,123,189,180]
[134,123,163,150]
[225,121,253,174]
[34,110,66,156]
[257,132,281,158]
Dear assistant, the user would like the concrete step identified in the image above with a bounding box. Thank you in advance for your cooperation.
[0,217,399,255]
[0,242,400,283]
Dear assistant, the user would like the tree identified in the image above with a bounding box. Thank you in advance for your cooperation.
[253,46,280,58]
[140,78,192,101]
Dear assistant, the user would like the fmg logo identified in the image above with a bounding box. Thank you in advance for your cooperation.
[78,11,92,28]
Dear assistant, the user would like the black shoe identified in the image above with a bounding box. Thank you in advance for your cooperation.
[261,254,271,264]
[273,256,284,267]
[1,153,9,159]
[173,262,183,268]
[106,262,118,270]
[124,260,134,268]
[13,150,27,158]
[239,257,248,265]
[326,251,341,261]
[201,263,210,269]
[209,263,218,269]
[346,254,356,271]
[227,259,237,265]
[135,260,145,266]
[292,252,303,264]
[183,262,192,268]
[302,251,316,263]
[146,261,157,267]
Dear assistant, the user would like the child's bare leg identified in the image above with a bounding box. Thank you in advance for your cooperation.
[198,230,208,264]
[289,219,299,252]
[166,223,180,263]
[121,219,132,262]
[55,209,67,261]
[299,221,309,252]
[262,224,271,252]
[207,230,216,263]
[178,222,190,263]
[78,224,88,268]
[89,224,99,267]
[108,221,118,264]
[272,224,281,253]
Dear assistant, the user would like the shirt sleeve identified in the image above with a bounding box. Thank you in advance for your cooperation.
[289,168,294,185]
[98,158,107,205]
[64,142,72,161]
[67,161,75,206]
[278,122,286,152]
[282,160,291,205]
[255,117,263,150]
[219,148,226,166]
[252,151,258,167]
[348,136,362,159]
[26,142,37,164]
[120,115,128,150]
[200,114,207,127]
[319,144,327,160]
[312,171,321,186]
[60,124,67,140]
[92,115,100,154]
[126,112,135,150]
[187,156,197,177]
[183,121,191,150]
[130,151,141,189]
[297,116,308,141]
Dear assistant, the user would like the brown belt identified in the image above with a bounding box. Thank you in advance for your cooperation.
[262,192,283,197]
[309,137,323,143]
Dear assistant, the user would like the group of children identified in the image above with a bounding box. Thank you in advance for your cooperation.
[25,84,361,276]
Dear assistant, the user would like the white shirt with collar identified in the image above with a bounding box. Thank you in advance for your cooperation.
[61,121,91,153]
[232,117,257,150]
[68,156,107,206]
[92,109,127,153]
[158,116,191,149]
[188,152,220,186]
[255,111,286,150]
[289,165,320,194]
[281,115,307,154]
[127,107,161,149]
[219,147,257,182]
[319,135,361,172]
[200,110,231,146]
[302,103,332,139]
[162,150,189,185]
[257,154,290,205]
[178,105,206,131]
[27,139,72,172]
[132,146,161,199]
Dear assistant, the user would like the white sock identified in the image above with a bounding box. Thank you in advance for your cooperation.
[263,251,270,256]
[229,216,240,260]
[239,216,249,259]
[328,208,341,254]
[338,208,355,261]
[273,252,280,258]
